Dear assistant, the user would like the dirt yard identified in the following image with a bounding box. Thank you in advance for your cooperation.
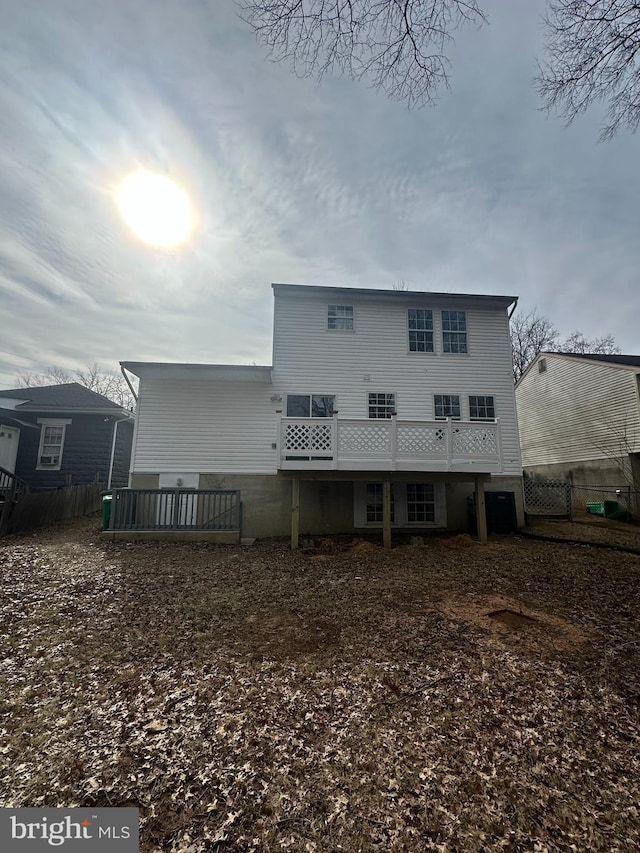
[1,517,639,852]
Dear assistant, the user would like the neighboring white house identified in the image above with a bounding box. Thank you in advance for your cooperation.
[516,352,640,490]
[120,284,524,544]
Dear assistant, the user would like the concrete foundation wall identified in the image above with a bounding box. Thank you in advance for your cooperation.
[199,473,354,538]
[523,458,634,489]
[128,471,524,538]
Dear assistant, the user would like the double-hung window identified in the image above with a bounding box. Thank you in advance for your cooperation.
[327,305,354,330]
[469,395,496,421]
[442,311,467,353]
[286,394,335,418]
[37,419,71,469]
[365,483,395,524]
[368,393,395,419]
[434,394,461,420]
[406,484,435,523]
[408,309,434,352]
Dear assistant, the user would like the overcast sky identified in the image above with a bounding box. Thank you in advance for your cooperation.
[0,0,638,389]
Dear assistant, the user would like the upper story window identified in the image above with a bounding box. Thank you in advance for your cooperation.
[37,419,71,470]
[368,393,396,419]
[434,394,461,420]
[442,311,467,353]
[469,395,495,421]
[287,394,335,418]
[327,304,354,330]
[408,309,434,352]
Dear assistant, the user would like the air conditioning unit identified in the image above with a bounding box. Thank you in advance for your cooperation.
[39,455,59,466]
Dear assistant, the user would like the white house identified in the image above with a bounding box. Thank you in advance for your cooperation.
[516,352,640,490]
[118,284,524,544]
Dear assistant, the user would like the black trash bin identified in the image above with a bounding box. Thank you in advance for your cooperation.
[485,491,517,534]
[468,491,517,535]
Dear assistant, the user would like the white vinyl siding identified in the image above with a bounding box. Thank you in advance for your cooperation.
[516,356,640,467]
[131,293,522,477]
[273,293,522,475]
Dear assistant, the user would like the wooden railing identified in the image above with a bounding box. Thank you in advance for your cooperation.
[0,465,30,501]
[108,488,242,531]
[279,417,502,473]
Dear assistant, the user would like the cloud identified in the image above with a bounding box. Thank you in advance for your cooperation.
[0,0,638,389]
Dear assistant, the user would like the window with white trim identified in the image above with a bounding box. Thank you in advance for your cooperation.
[406,483,435,523]
[37,421,70,469]
[286,394,335,418]
[368,392,396,419]
[355,481,446,527]
[327,304,354,330]
[408,309,434,352]
[469,395,496,420]
[366,483,395,523]
[434,394,461,420]
[442,311,467,353]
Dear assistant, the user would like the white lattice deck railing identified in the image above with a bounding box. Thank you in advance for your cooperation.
[279,417,502,472]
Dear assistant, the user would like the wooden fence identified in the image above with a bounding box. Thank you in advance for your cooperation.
[0,481,103,536]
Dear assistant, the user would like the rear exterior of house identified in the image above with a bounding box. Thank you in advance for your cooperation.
[121,284,524,543]
[516,352,640,489]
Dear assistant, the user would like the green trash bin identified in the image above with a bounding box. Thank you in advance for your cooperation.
[102,494,113,530]
[586,501,605,516]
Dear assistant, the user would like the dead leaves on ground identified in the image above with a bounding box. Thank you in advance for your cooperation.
[0,519,639,851]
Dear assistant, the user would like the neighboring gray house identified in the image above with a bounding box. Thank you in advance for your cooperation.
[515,352,640,489]
[120,283,524,544]
[0,383,134,490]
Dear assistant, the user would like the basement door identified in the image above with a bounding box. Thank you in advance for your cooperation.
[157,473,199,527]
[0,425,19,473]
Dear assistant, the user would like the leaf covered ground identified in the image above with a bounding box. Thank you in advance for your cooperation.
[1,518,639,852]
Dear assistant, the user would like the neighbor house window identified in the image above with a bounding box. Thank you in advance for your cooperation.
[434,394,461,420]
[408,309,434,352]
[368,393,396,419]
[469,395,495,420]
[286,394,335,418]
[36,419,71,469]
[366,483,395,523]
[442,311,467,353]
[406,483,435,523]
[328,305,354,330]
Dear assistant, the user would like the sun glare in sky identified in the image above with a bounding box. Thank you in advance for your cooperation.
[116,171,193,246]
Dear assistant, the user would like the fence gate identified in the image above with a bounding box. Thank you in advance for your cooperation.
[523,479,572,518]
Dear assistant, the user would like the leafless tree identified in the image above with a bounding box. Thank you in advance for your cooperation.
[239,0,487,109]
[16,363,137,410]
[537,1,640,141]
[510,309,558,382]
[556,331,621,355]
[510,309,620,382]
[240,1,640,139]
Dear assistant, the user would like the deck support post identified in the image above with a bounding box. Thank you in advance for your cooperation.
[475,474,488,544]
[382,479,392,549]
[291,475,300,550]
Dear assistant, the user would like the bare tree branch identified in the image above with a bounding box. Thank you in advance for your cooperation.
[238,0,487,108]
[537,1,640,140]
[16,364,137,410]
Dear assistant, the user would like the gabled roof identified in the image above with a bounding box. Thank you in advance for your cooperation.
[0,382,123,410]
[546,352,640,369]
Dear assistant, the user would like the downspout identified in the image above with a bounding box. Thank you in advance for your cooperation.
[107,414,134,489]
